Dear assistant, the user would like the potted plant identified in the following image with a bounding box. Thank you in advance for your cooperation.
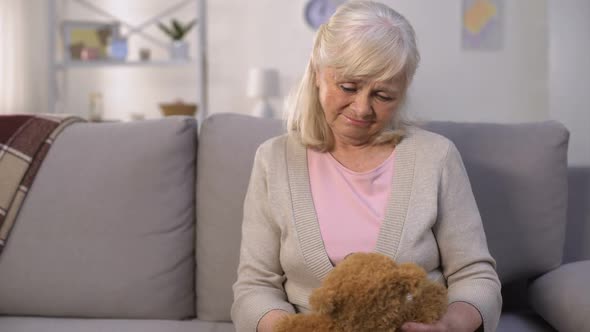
[158,18,197,60]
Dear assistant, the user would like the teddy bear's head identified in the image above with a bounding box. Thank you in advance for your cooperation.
[276,252,448,332]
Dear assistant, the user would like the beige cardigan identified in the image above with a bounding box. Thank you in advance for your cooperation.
[231,127,502,332]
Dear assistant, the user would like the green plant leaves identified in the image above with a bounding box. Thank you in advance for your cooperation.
[158,18,197,41]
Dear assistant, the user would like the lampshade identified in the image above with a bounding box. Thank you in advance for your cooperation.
[247,68,280,98]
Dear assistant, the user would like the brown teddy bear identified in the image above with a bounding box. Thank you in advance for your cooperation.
[274,252,448,332]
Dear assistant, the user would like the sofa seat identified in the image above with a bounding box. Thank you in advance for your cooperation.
[497,312,556,332]
[0,317,235,332]
[0,314,556,332]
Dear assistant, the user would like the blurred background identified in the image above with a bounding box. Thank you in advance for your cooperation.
[0,0,588,165]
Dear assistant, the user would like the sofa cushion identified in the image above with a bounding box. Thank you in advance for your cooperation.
[424,121,569,284]
[529,260,590,332]
[0,117,197,319]
[0,317,235,332]
[564,167,590,262]
[497,312,556,332]
[196,114,283,320]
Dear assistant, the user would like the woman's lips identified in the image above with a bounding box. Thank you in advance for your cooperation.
[342,114,373,126]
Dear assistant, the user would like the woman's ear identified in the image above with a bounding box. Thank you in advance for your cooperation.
[314,67,321,88]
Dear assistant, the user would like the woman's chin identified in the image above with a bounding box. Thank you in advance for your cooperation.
[333,131,375,146]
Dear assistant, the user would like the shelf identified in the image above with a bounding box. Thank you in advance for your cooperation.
[48,0,207,130]
[55,59,194,69]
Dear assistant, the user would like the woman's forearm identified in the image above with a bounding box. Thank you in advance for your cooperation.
[257,309,290,332]
[401,301,482,332]
[442,302,482,331]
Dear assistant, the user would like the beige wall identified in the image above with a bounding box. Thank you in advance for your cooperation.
[208,0,549,123]
[20,0,588,164]
[2,0,49,114]
[548,0,590,166]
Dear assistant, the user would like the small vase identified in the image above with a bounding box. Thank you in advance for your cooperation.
[108,37,128,61]
[170,41,189,60]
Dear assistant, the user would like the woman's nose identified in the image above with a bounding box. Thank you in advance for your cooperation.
[352,92,373,118]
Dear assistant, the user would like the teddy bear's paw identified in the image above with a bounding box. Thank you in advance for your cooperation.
[402,281,448,324]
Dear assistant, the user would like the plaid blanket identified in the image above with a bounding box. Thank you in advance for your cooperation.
[0,114,84,255]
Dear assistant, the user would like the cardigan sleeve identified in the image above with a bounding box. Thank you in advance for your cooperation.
[231,145,296,332]
[433,142,502,332]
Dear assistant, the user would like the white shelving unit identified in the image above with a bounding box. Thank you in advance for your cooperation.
[47,0,207,125]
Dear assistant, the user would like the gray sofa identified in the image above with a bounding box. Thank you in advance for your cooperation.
[0,113,588,332]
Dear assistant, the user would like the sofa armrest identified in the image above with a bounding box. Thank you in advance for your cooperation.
[529,260,590,332]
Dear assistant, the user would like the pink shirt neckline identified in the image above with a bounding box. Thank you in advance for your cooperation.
[307,148,395,265]
[326,148,396,176]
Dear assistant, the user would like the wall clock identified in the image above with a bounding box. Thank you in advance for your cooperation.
[304,0,338,30]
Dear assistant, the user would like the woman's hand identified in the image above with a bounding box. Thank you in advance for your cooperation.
[400,302,482,332]
[257,309,290,332]
[401,320,452,332]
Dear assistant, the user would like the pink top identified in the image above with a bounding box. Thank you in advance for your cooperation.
[307,148,395,265]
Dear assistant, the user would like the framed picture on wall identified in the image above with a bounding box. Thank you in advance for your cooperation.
[462,0,504,51]
[62,21,120,61]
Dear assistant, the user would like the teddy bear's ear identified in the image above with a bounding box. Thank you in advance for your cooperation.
[275,313,335,332]
[397,263,428,280]
[309,287,338,314]
[274,314,296,332]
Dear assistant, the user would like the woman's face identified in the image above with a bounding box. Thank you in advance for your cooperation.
[315,67,404,147]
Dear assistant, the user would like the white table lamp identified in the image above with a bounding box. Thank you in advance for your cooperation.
[247,68,280,118]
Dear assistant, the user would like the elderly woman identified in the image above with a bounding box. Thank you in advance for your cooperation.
[231,1,502,331]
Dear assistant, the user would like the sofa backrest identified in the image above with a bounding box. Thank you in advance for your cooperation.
[195,114,284,320]
[195,113,570,321]
[0,117,197,320]
[423,121,569,284]
[564,167,590,263]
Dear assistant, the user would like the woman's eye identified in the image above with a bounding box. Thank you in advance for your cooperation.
[339,85,357,93]
[376,94,394,101]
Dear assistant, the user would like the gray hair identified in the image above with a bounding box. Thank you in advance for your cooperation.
[286,1,420,151]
